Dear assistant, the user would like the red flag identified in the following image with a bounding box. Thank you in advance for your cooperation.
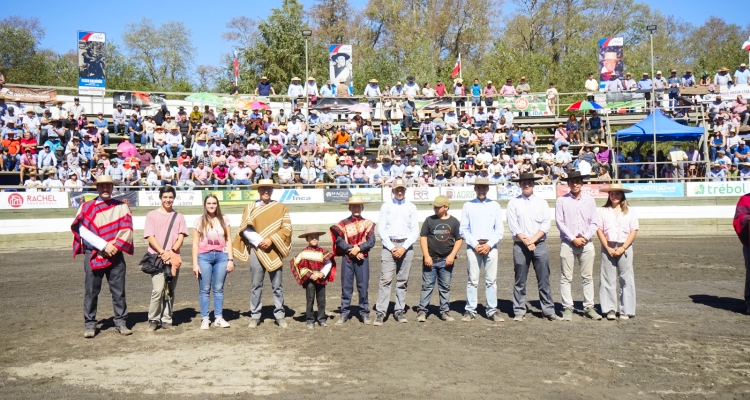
[451,58,461,79]
[233,50,240,80]
[743,36,750,51]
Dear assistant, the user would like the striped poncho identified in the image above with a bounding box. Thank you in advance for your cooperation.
[232,201,292,272]
[71,198,134,270]
[290,246,336,286]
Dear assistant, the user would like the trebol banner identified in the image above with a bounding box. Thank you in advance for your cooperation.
[686,182,750,197]
[622,183,684,198]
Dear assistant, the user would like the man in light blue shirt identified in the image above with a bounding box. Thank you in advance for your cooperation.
[320,81,336,98]
[373,178,419,325]
[637,73,653,107]
[459,177,505,322]
[735,63,749,85]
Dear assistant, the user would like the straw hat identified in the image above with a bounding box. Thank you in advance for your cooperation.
[369,79,378,83]
[297,227,327,239]
[94,175,114,185]
[600,183,632,193]
[250,178,282,189]
[343,196,366,205]
[467,177,495,186]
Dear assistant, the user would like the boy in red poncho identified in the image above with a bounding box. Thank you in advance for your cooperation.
[291,227,336,328]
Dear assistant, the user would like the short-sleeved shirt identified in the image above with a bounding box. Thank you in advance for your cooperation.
[420,214,461,259]
[257,81,273,96]
[193,215,231,253]
[144,210,188,254]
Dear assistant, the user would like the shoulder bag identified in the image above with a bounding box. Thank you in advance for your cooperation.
[140,212,178,274]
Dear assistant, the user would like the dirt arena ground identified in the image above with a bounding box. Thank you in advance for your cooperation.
[1,235,749,399]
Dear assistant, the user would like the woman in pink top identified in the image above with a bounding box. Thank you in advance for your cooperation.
[596,184,639,320]
[192,194,233,329]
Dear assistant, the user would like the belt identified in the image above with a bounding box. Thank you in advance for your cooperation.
[607,241,625,247]
[514,239,545,245]
[477,239,489,245]
[390,238,406,244]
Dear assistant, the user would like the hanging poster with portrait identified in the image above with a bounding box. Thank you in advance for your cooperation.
[329,45,353,93]
[598,37,624,91]
[78,31,106,97]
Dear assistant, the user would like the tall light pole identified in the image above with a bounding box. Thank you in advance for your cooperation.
[302,29,312,117]
[646,24,658,180]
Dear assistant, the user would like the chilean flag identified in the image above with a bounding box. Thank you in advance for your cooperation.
[743,37,750,51]
[233,50,240,80]
[451,56,461,79]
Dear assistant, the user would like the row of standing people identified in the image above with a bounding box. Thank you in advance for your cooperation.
[70,172,638,338]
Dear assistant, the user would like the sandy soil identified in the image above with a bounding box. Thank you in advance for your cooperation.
[1,236,749,399]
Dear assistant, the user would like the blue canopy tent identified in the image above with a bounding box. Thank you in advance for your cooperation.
[615,111,705,142]
[613,111,708,180]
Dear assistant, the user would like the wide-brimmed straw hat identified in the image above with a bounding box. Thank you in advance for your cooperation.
[511,173,543,183]
[343,196,366,205]
[250,178,282,189]
[94,175,114,185]
[297,227,327,239]
[467,177,496,186]
[600,183,632,193]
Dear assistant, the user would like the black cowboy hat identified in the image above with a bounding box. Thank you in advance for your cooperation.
[511,173,543,183]
[330,52,350,62]
[560,171,590,182]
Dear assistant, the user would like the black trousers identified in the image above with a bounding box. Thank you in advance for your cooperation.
[305,280,327,322]
[83,250,128,329]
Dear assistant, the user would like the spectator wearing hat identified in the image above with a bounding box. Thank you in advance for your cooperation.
[364,79,382,109]
[127,113,145,145]
[333,158,351,189]
[459,177,505,322]
[350,158,367,186]
[735,63,749,85]
[160,162,177,187]
[653,70,667,100]
[507,173,560,321]
[107,158,126,188]
[69,97,85,120]
[555,171,601,321]
[176,158,195,190]
[255,76,276,97]
[42,169,63,191]
[596,184,639,321]
[230,159,252,188]
[372,177,418,324]
[714,67,732,87]
[482,80,497,108]
[24,171,42,191]
[708,162,727,181]
[277,159,296,186]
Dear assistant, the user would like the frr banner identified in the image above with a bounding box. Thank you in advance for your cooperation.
[78,31,106,96]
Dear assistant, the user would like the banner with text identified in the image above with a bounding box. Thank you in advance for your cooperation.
[0,86,58,103]
[605,92,646,110]
[557,183,609,199]
[272,189,325,204]
[78,31,106,96]
[138,191,203,207]
[442,186,498,201]
[203,190,260,205]
[324,188,383,203]
[70,191,138,208]
[622,183,684,198]
[1,192,69,209]
[113,92,168,111]
[686,182,750,197]
[313,97,359,113]
[498,184,557,200]
[388,187,441,202]
[498,96,550,116]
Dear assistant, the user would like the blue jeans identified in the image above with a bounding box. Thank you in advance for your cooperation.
[197,251,229,319]
[364,131,374,148]
[418,259,453,313]
[472,96,481,107]
[336,176,351,188]
[353,177,367,187]
[233,179,251,188]
[129,131,146,145]
[102,132,110,146]
[213,177,231,189]
[167,145,184,158]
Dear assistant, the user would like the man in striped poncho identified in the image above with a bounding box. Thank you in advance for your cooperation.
[71,175,134,338]
[232,179,293,328]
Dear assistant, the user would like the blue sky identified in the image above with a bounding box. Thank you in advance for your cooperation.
[4,0,748,70]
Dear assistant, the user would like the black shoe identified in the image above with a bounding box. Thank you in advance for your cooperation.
[115,325,133,336]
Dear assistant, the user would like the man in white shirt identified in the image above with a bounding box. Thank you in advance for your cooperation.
[299,160,318,185]
[364,79,382,108]
[43,170,64,191]
[277,159,297,185]
[24,172,43,192]
[287,77,304,111]
[70,97,86,120]
[374,178,419,325]
[585,73,599,101]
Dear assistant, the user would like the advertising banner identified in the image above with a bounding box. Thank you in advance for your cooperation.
[78,31,106,96]
[557,183,609,199]
[686,181,750,197]
[138,191,203,207]
[313,97,359,113]
[498,184,557,200]
[203,190,260,205]
[113,92,167,111]
[414,98,455,112]
[442,186,497,201]
[605,92,646,109]
[622,183,684,198]
[0,192,69,209]
[324,188,352,202]
[70,191,138,208]
[497,96,550,116]
[272,189,324,204]
[388,187,441,202]
[323,188,383,203]
[719,84,750,98]
[0,86,57,103]
[329,44,353,92]
[598,37,624,90]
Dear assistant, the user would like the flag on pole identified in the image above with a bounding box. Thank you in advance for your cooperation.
[743,36,750,51]
[233,50,240,81]
[451,55,461,79]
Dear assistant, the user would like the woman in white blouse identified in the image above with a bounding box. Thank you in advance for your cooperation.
[596,183,639,320]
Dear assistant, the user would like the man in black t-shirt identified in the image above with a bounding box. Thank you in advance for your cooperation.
[416,195,463,322]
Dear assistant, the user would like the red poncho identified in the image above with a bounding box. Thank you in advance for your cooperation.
[72,198,134,270]
[290,246,336,286]
[733,194,750,246]
[330,215,375,257]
